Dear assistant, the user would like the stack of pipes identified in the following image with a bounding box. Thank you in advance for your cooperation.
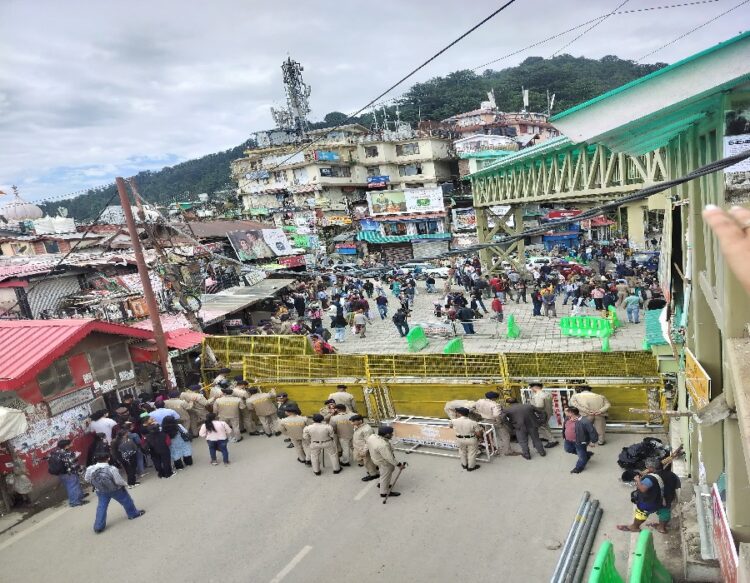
[550,491,604,583]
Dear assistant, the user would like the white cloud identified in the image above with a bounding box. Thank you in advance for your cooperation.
[0,0,743,200]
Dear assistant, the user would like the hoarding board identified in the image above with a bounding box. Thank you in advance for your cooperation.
[367,187,444,216]
[452,208,477,231]
[712,484,738,583]
[684,348,710,410]
[227,228,294,261]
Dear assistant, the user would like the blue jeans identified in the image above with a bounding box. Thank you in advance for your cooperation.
[94,488,140,532]
[208,439,230,463]
[461,322,476,334]
[475,297,488,313]
[377,305,387,319]
[60,473,84,506]
[335,327,345,342]
[626,306,640,323]
[395,322,409,337]
[564,440,591,471]
[426,283,435,293]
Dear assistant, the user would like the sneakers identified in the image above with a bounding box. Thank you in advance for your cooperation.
[570,468,582,474]
[129,510,146,520]
[211,461,219,466]
[72,500,90,506]
[127,483,141,489]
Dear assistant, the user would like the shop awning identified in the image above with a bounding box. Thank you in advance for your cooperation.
[357,231,452,244]
[198,279,294,326]
[129,328,206,362]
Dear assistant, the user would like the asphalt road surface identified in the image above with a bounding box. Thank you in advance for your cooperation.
[0,432,655,583]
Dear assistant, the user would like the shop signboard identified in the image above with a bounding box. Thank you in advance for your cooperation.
[227,228,294,261]
[367,187,444,216]
[314,150,340,161]
[546,209,583,220]
[684,347,711,410]
[452,208,477,232]
[335,243,358,255]
[711,484,738,583]
[279,255,306,268]
[367,175,389,189]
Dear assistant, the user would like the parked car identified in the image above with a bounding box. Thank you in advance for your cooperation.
[400,262,450,279]
[632,252,660,271]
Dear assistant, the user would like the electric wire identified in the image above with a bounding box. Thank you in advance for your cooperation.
[551,0,631,57]
[636,0,750,61]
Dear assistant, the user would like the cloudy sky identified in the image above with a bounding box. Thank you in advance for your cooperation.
[1,0,745,201]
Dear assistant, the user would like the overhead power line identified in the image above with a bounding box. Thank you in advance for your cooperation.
[636,0,749,61]
[551,0,631,57]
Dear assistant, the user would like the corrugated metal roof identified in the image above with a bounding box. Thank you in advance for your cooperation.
[0,319,154,391]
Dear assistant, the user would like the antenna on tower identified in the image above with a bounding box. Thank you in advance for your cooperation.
[521,86,529,113]
[270,57,312,137]
[547,90,556,116]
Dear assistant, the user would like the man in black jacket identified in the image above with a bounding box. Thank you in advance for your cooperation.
[562,406,598,473]
[618,457,681,534]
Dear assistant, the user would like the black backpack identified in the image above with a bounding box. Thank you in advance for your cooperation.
[47,451,66,476]
[118,438,138,460]
[89,467,121,493]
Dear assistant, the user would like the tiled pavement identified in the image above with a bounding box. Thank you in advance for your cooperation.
[334,280,646,354]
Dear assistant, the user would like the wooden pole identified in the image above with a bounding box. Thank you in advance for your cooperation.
[115,177,172,390]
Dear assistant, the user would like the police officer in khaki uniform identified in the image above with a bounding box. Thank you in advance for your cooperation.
[279,407,311,464]
[329,404,354,466]
[212,387,246,442]
[351,415,378,481]
[450,407,482,471]
[233,379,260,436]
[444,399,477,420]
[302,414,341,476]
[569,385,610,445]
[210,369,232,400]
[328,385,357,413]
[319,399,337,423]
[367,426,404,498]
[180,384,208,436]
[474,391,519,457]
[246,387,280,437]
[529,381,559,448]
[164,391,193,433]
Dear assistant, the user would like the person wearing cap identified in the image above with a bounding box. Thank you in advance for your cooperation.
[351,415,379,481]
[302,414,341,476]
[474,391,519,457]
[319,399,337,424]
[164,391,193,434]
[329,404,355,466]
[444,399,477,420]
[569,385,610,445]
[246,387,281,437]
[529,382,559,448]
[279,407,311,464]
[327,384,357,414]
[450,407,482,471]
[210,369,232,400]
[366,426,404,498]
[212,387,246,442]
[181,384,209,436]
[232,379,260,437]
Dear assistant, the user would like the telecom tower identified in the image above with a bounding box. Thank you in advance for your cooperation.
[271,57,312,137]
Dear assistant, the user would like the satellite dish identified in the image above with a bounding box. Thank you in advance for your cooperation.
[57,207,69,218]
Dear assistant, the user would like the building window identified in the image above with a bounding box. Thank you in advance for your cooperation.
[383,223,407,236]
[416,220,439,235]
[366,166,381,177]
[398,164,423,177]
[273,171,287,182]
[396,143,420,156]
[320,166,351,178]
[405,183,424,188]
[88,343,134,387]
[37,359,75,398]
[364,146,379,158]
[44,241,60,254]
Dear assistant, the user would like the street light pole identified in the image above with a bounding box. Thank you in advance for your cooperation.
[115,177,172,390]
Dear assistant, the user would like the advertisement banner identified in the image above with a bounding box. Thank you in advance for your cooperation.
[279,255,306,268]
[227,228,294,261]
[368,188,444,216]
[367,175,390,189]
[314,150,340,161]
[452,208,477,232]
[712,484,738,583]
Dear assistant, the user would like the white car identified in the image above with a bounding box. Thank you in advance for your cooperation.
[400,263,450,279]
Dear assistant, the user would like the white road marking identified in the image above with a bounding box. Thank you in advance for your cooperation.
[269,545,313,583]
[354,479,377,501]
[0,506,69,552]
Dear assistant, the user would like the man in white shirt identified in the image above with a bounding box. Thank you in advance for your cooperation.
[88,410,117,444]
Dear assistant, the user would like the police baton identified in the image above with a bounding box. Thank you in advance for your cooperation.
[382,462,407,504]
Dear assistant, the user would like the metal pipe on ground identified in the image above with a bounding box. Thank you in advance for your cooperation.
[552,499,593,583]
[571,506,603,583]
[550,491,591,582]
[563,499,601,583]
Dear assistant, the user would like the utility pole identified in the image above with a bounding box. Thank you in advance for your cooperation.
[115,177,172,390]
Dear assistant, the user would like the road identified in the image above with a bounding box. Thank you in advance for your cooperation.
[0,432,657,583]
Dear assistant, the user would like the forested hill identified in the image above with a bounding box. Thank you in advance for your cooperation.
[49,54,665,221]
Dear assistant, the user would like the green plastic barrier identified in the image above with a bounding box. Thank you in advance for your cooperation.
[629,530,672,583]
[560,316,612,352]
[442,337,464,354]
[406,326,429,352]
[507,314,521,339]
[588,540,625,583]
[608,305,621,328]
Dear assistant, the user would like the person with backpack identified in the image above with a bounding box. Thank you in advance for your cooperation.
[111,430,140,488]
[618,457,681,534]
[84,452,145,534]
[48,439,89,507]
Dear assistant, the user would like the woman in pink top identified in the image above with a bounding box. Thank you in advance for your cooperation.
[590,286,606,311]
[198,413,232,466]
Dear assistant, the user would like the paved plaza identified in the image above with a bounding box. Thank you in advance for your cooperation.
[335,279,646,355]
